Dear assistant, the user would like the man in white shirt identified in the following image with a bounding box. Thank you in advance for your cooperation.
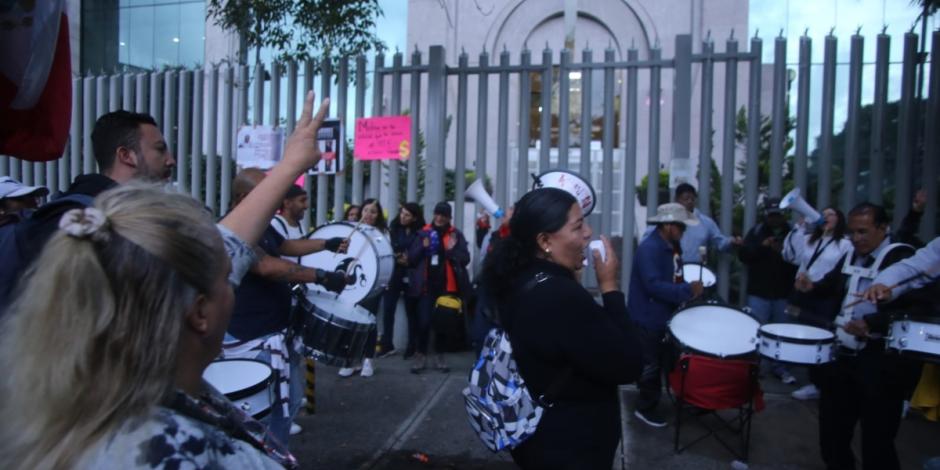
[270,184,309,263]
[643,183,741,263]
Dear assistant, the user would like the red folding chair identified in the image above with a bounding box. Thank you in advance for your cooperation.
[668,353,764,461]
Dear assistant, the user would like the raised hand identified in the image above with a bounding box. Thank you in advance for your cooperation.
[282,91,331,172]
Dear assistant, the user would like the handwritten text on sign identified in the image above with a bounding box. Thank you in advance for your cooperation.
[354,116,412,161]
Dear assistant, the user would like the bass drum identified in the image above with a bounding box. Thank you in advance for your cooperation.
[299,290,377,366]
[301,222,394,305]
[669,302,760,359]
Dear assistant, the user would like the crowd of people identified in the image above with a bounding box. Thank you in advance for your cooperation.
[0,87,937,470]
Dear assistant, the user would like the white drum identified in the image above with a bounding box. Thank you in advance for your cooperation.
[887,315,940,364]
[682,263,716,287]
[300,291,377,366]
[758,323,835,364]
[669,303,760,358]
[301,222,394,305]
[203,359,273,419]
[532,169,596,216]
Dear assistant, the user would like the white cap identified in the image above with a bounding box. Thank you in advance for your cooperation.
[647,202,700,226]
[0,176,49,200]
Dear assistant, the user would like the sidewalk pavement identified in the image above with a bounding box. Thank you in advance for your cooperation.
[289,350,939,469]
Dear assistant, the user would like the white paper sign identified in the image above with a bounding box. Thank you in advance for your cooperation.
[236,125,284,170]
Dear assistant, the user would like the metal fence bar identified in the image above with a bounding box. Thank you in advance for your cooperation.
[388,52,403,216]
[698,39,714,214]
[177,70,191,193]
[621,46,639,290]
[601,46,615,234]
[191,69,204,201]
[894,33,918,227]
[769,35,786,198]
[454,50,469,226]
[269,62,281,127]
[817,34,836,209]
[206,67,219,213]
[496,48,510,210]
[539,46,553,171]
[646,47,662,217]
[135,73,147,113]
[842,33,863,212]
[370,54,385,202]
[407,50,421,203]
[579,48,592,186]
[674,35,693,163]
[352,56,365,205]
[163,70,177,163]
[220,66,234,213]
[70,78,81,187]
[0,155,7,178]
[96,75,108,122]
[238,64,249,128]
[82,76,95,174]
[149,72,162,127]
[122,73,134,110]
[426,46,447,210]
[335,57,349,223]
[475,50,490,219]
[303,60,315,229]
[286,61,298,133]
[517,48,532,202]
[253,63,264,125]
[558,48,571,168]
[317,57,331,227]
[870,33,890,204]
[794,35,811,193]
[744,37,762,232]
[921,31,939,239]
[21,149,31,185]
[109,74,121,112]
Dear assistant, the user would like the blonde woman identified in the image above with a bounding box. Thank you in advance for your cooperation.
[0,185,295,469]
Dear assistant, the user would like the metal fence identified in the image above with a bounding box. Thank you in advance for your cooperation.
[2,32,938,299]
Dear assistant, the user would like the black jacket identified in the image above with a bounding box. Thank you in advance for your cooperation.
[499,259,642,469]
[739,221,797,299]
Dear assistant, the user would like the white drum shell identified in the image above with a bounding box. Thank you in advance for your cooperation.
[887,318,940,360]
[669,304,760,358]
[681,264,716,287]
[301,222,394,305]
[758,323,835,364]
[203,360,273,419]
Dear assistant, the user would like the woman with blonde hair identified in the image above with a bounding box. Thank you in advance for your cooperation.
[0,185,294,469]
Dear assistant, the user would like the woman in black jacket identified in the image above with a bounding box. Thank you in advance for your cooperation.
[481,188,642,469]
[378,202,424,358]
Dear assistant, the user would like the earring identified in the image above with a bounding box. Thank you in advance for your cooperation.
[544,248,551,254]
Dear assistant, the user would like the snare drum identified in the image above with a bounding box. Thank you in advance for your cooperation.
[203,359,273,419]
[669,303,760,358]
[299,291,377,366]
[681,263,716,287]
[301,222,394,304]
[758,323,834,364]
[887,315,940,363]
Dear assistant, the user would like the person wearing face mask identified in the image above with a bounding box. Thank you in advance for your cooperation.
[407,202,471,374]
[379,202,425,359]
[628,202,704,428]
[481,188,642,469]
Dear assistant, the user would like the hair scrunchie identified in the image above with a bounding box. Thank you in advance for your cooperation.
[59,207,110,243]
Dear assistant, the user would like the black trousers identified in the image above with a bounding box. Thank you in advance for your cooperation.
[817,345,921,470]
[379,286,419,354]
[634,325,667,412]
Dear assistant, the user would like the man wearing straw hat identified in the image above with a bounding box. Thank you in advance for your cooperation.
[628,203,704,427]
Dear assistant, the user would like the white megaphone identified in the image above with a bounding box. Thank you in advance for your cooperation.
[780,187,823,225]
[464,179,504,218]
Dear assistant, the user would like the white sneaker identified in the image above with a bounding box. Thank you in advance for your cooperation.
[778,371,798,385]
[791,384,820,400]
[338,367,356,377]
[290,422,302,435]
[360,359,374,377]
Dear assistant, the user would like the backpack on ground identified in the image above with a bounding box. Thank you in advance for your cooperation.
[0,193,94,315]
[461,272,568,452]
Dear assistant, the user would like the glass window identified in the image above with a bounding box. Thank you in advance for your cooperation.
[126,5,155,70]
[153,3,182,68]
[529,67,621,148]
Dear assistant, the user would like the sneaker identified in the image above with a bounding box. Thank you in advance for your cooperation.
[360,359,374,377]
[290,423,303,435]
[377,348,398,359]
[634,408,668,428]
[338,367,356,377]
[779,371,798,385]
[791,384,820,400]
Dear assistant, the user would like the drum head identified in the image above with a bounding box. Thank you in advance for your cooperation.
[681,263,716,287]
[203,359,272,397]
[669,305,760,357]
[301,222,383,304]
[532,169,596,216]
[760,323,834,342]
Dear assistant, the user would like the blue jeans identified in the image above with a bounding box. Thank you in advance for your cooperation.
[746,295,791,377]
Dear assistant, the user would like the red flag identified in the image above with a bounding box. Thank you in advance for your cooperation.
[0,0,72,162]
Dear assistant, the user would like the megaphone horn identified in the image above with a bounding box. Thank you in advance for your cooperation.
[464,179,504,218]
[780,187,823,225]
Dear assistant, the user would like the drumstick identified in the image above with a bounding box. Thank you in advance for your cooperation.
[698,246,707,282]
[344,239,370,276]
[843,268,940,309]
[333,220,362,257]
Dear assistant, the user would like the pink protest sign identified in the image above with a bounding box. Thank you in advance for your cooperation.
[354,116,412,160]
